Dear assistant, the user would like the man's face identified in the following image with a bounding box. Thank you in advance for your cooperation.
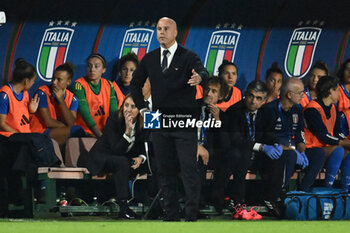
[245,90,266,112]
[157,18,177,49]
[288,81,304,105]
[204,83,221,105]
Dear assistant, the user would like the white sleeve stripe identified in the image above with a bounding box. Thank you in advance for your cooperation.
[326,134,339,141]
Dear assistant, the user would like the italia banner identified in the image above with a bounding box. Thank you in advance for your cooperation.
[36,21,76,82]
[119,28,154,60]
[204,30,240,75]
[284,27,322,78]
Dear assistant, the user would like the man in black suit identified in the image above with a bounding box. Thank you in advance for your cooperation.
[213,80,285,217]
[131,17,208,221]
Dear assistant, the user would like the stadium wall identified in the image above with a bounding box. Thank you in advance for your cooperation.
[1,0,350,95]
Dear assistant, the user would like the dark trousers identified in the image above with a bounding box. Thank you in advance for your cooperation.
[256,151,286,201]
[103,156,131,200]
[152,131,200,220]
[283,148,326,191]
[212,147,252,206]
[0,136,24,216]
[283,150,298,189]
[301,148,326,190]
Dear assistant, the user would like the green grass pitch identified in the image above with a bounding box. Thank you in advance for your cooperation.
[1,219,350,233]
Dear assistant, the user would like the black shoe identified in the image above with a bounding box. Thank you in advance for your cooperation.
[118,200,141,220]
[185,214,197,222]
[185,218,197,222]
[197,212,210,219]
[145,207,164,220]
[163,216,180,222]
[144,198,164,220]
[119,207,141,220]
[226,199,236,213]
[263,200,281,218]
[163,212,180,222]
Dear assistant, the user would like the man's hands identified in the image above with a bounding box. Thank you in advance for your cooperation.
[262,144,283,160]
[207,103,220,120]
[131,156,143,169]
[295,150,309,169]
[188,69,202,86]
[197,145,209,165]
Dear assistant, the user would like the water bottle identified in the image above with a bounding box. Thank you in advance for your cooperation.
[60,192,68,207]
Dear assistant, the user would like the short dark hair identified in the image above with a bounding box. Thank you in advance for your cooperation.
[337,58,350,84]
[316,75,339,99]
[87,53,107,68]
[54,62,74,80]
[218,60,238,77]
[204,76,229,103]
[245,80,268,98]
[309,60,329,76]
[265,62,283,80]
[12,58,36,83]
[117,52,139,73]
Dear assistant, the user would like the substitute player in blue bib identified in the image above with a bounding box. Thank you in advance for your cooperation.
[265,77,325,192]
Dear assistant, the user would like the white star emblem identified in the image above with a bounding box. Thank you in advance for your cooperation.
[151,110,161,122]
[57,20,63,25]
[49,21,54,26]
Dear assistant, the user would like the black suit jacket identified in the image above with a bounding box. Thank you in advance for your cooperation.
[223,99,278,152]
[85,111,146,175]
[131,44,208,116]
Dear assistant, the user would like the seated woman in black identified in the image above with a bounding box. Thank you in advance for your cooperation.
[82,94,146,219]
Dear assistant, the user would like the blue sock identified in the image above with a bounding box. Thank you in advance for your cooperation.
[70,125,86,137]
[325,146,344,187]
[341,153,350,191]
